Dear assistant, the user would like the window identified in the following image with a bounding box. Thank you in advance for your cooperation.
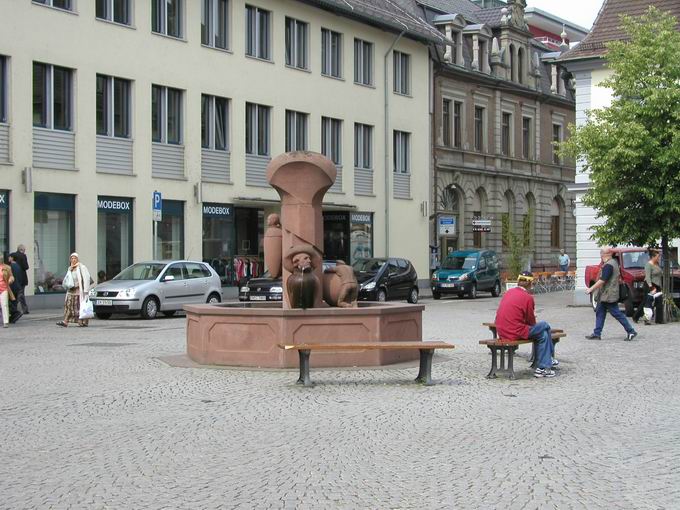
[97,196,133,282]
[474,106,484,152]
[96,0,131,25]
[285,110,308,152]
[0,56,7,123]
[156,200,184,260]
[321,28,342,78]
[285,17,308,70]
[550,198,561,248]
[33,192,75,293]
[151,85,183,144]
[321,117,342,165]
[501,112,511,156]
[33,0,72,11]
[393,51,410,95]
[96,75,131,138]
[152,0,183,38]
[552,124,562,164]
[393,131,410,174]
[245,102,270,156]
[354,123,372,169]
[453,101,462,148]
[33,62,72,131]
[522,117,532,159]
[442,99,451,147]
[201,94,229,151]
[201,0,229,50]
[354,39,373,86]
[245,5,270,60]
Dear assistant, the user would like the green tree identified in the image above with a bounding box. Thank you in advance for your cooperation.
[561,7,680,321]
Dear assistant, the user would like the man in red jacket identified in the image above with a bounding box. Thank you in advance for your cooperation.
[495,273,556,378]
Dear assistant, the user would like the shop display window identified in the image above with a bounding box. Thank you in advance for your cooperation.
[33,193,75,293]
[97,196,133,282]
[155,200,184,260]
[202,203,236,286]
[0,191,8,257]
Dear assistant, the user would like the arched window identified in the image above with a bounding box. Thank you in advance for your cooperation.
[501,190,515,249]
[550,197,564,249]
[440,185,461,213]
[472,188,488,248]
[509,44,516,82]
[517,47,524,84]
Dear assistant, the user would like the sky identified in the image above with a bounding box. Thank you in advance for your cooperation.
[527,0,605,30]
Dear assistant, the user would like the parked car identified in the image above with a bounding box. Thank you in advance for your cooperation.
[431,250,501,300]
[584,247,680,315]
[90,260,223,320]
[353,257,419,303]
[239,261,336,302]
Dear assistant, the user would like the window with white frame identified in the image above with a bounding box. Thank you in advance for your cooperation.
[552,123,562,164]
[201,0,229,50]
[245,5,271,60]
[0,56,7,123]
[393,51,410,95]
[354,123,372,169]
[96,0,131,25]
[321,117,342,165]
[474,106,484,152]
[33,0,72,11]
[201,94,229,151]
[245,102,270,156]
[152,0,183,38]
[522,116,532,159]
[321,28,342,78]
[33,62,73,131]
[285,17,309,70]
[501,112,512,156]
[285,110,308,152]
[393,131,410,174]
[96,75,131,138]
[354,39,373,86]
[151,85,183,144]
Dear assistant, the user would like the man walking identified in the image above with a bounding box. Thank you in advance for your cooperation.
[11,244,29,314]
[558,249,570,272]
[495,273,557,378]
[7,253,23,323]
[585,248,637,341]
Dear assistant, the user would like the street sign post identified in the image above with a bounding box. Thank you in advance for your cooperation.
[472,217,492,233]
[438,215,456,236]
[152,191,162,259]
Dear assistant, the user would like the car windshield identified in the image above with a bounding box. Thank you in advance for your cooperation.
[442,255,478,270]
[621,252,649,269]
[352,258,386,273]
[113,263,165,281]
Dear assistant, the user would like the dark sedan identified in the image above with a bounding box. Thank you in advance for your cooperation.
[353,257,419,303]
[239,262,337,302]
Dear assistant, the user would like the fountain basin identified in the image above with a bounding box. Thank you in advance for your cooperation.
[185,302,424,368]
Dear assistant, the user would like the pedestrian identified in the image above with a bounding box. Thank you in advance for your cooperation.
[7,253,24,324]
[494,272,558,378]
[558,249,570,272]
[633,248,664,325]
[585,248,638,341]
[56,253,92,328]
[0,253,16,328]
[10,244,30,314]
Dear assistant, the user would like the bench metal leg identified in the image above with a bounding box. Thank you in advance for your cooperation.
[487,346,498,379]
[499,347,506,370]
[296,350,312,387]
[508,346,517,380]
[415,349,434,385]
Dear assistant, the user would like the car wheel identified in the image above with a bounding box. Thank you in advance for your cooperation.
[407,288,419,304]
[207,292,221,304]
[491,280,501,297]
[432,291,441,300]
[95,312,111,320]
[141,296,159,320]
[162,311,176,317]
[468,283,478,299]
[376,289,387,302]
[457,293,465,299]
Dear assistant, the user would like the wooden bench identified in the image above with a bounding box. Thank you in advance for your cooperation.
[482,322,564,363]
[479,331,567,380]
[278,341,455,387]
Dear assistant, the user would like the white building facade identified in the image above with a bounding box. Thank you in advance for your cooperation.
[0,0,440,307]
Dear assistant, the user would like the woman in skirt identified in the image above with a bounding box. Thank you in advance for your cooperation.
[57,253,92,327]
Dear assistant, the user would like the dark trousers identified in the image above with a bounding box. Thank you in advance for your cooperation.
[632,283,664,323]
[17,285,28,313]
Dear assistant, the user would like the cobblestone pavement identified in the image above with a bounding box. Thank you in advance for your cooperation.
[1,292,679,509]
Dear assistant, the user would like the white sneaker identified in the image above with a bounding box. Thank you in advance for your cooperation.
[534,368,556,378]
[552,358,560,367]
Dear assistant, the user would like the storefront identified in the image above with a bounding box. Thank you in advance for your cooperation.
[233,207,264,283]
[322,211,374,264]
[97,196,133,282]
[34,192,75,293]
[202,202,236,286]
[0,190,8,256]
[155,200,184,260]
[349,212,373,264]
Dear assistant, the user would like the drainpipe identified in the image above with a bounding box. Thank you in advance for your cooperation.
[384,29,406,257]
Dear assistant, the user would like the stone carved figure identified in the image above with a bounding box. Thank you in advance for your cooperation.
[263,214,283,278]
[323,260,358,308]
[283,245,319,309]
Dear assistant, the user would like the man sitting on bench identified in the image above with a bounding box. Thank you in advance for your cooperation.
[495,272,557,378]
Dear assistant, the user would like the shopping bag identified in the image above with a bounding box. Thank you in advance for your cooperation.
[79,297,95,320]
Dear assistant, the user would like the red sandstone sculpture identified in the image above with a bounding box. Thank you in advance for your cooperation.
[323,260,359,308]
[263,214,283,279]
[283,245,320,309]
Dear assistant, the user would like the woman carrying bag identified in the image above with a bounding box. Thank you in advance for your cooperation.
[0,253,16,328]
[57,253,93,327]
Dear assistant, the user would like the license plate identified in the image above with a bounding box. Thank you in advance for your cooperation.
[96,299,113,306]
[250,296,266,301]
[441,283,457,288]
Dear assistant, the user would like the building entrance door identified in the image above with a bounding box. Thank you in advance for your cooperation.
[441,237,458,262]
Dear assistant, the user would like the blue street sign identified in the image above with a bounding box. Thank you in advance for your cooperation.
[152,191,162,222]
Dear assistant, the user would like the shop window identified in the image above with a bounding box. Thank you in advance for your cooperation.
[323,212,350,262]
[34,193,75,293]
[97,196,133,282]
[155,200,184,260]
[0,191,8,256]
[350,212,373,264]
[202,202,236,286]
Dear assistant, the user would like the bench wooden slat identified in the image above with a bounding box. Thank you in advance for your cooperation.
[479,331,566,347]
[482,322,564,334]
[278,341,454,351]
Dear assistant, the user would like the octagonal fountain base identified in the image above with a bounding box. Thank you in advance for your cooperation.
[184,302,424,368]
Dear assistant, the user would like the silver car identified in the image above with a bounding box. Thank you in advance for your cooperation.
[89,260,223,320]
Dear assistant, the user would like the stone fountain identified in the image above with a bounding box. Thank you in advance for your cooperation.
[185,152,423,368]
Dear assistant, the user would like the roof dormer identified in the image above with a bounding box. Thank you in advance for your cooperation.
[434,14,466,66]
[463,24,493,74]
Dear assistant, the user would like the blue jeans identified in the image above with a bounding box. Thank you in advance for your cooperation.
[528,321,554,370]
[593,301,635,337]
[559,264,569,272]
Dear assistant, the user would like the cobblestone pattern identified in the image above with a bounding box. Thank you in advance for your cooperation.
[1,292,679,509]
